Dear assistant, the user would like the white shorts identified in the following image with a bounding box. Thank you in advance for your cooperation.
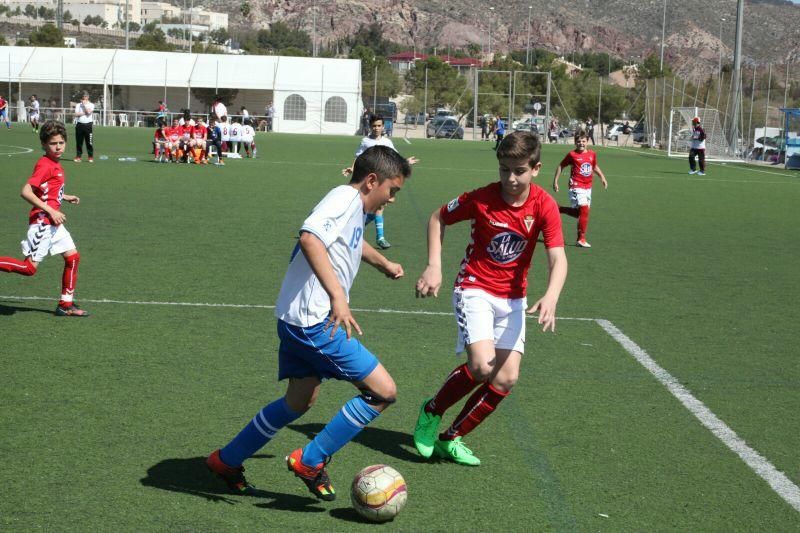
[568,187,592,207]
[241,135,253,144]
[21,221,75,263]
[452,288,527,354]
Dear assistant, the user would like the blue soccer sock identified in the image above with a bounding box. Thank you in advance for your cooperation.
[220,397,301,467]
[374,215,385,240]
[301,396,380,466]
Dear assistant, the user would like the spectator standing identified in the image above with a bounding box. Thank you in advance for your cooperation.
[212,95,227,123]
[266,101,274,132]
[73,92,94,162]
[361,108,371,136]
[548,117,560,144]
[479,115,488,141]
[585,116,595,145]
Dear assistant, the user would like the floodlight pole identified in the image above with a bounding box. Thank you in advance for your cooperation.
[125,0,129,50]
[717,17,725,80]
[659,0,667,72]
[312,0,317,57]
[526,6,532,65]
[189,0,193,53]
[728,0,744,155]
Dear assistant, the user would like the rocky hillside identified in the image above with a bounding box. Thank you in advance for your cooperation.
[209,0,799,80]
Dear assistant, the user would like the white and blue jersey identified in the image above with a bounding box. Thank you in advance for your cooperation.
[355,136,395,157]
[275,184,378,381]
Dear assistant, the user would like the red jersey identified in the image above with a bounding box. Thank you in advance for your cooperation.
[167,127,181,142]
[0,97,7,110]
[440,182,564,299]
[27,155,65,225]
[192,124,207,139]
[179,124,193,138]
[560,149,597,190]
[154,127,166,141]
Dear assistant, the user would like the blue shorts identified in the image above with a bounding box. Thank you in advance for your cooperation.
[0,110,6,119]
[277,319,379,382]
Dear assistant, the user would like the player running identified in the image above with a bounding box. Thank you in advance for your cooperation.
[413,131,567,466]
[206,146,411,500]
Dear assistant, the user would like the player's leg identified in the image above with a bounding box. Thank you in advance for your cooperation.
[85,125,93,161]
[688,148,697,174]
[0,255,38,275]
[374,206,391,249]
[1,222,50,275]
[75,123,84,161]
[576,189,592,247]
[285,322,388,501]
[55,248,88,316]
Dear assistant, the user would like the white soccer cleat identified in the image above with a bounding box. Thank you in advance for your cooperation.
[576,239,592,248]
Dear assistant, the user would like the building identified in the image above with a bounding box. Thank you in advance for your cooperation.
[553,56,583,77]
[387,52,483,75]
[140,1,180,25]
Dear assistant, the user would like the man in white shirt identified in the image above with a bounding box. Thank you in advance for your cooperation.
[73,92,94,163]
[212,95,227,123]
[206,146,411,500]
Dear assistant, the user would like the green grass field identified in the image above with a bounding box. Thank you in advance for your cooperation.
[1,126,799,531]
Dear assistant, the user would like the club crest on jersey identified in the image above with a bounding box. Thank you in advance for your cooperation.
[524,215,534,232]
[579,162,593,176]
[486,231,527,264]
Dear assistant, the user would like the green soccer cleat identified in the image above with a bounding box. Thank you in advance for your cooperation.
[413,398,441,458]
[433,437,481,466]
[376,237,392,249]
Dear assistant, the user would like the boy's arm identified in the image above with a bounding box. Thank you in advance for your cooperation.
[594,165,608,189]
[415,209,445,298]
[553,164,564,192]
[526,246,568,332]
[20,183,66,225]
[361,241,404,279]
[298,230,362,339]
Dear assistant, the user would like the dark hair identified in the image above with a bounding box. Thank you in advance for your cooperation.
[369,114,383,126]
[183,109,191,120]
[40,120,67,144]
[496,131,541,166]
[573,128,589,141]
[350,146,411,184]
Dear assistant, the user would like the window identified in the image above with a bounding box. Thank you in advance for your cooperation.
[324,96,347,123]
[283,94,306,121]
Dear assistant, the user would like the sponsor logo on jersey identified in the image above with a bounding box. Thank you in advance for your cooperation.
[579,162,593,176]
[489,220,508,228]
[447,198,459,212]
[486,231,527,264]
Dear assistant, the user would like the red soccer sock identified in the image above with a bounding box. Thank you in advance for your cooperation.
[578,205,591,240]
[425,363,480,417]
[59,252,80,307]
[440,383,509,441]
[0,256,37,276]
[559,206,579,218]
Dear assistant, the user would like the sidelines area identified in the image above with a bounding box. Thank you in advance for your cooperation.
[2,292,798,512]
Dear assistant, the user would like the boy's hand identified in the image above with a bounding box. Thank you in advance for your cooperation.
[341,166,353,176]
[553,181,560,192]
[64,195,80,205]
[415,265,442,298]
[407,156,419,165]
[527,294,558,332]
[325,295,362,340]
[48,208,66,225]
[382,261,404,279]
[601,177,608,190]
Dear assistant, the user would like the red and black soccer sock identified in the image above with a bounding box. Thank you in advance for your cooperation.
[0,256,37,276]
[59,252,80,307]
[439,383,509,441]
[578,206,590,241]
[559,206,579,218]
[425,363,480,417]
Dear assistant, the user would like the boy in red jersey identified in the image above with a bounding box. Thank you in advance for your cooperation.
[153,119,168,162]
[0,121,89,316]
[167,118,182,163]
[413,131,567,465]
[552,129,608,248]
[190,117,208,164]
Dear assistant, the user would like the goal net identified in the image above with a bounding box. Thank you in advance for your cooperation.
[667,107,737,162]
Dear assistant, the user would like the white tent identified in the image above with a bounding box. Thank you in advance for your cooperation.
[0,46,362,135]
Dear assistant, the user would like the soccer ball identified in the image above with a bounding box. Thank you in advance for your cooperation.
[350,464,408,522]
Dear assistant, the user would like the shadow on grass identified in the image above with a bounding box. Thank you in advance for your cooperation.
[140,455,325,512]
[287,424,425,463]
[329,507,378,524]
[0,302,56,316]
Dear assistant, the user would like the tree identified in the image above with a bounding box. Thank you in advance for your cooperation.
[63,10,71,21]
[24,4,37,19]
[209,28,229,45]
[134,29,174,51]
[256,21,311,53]
[29,23,64,47]
[83,15,93,26]
[351,45,401,99]
[240,1,251,18]
[347,23,402,58]
[128,22,140,32]
[405,57,464,113]
[0,35,7,46]
[191,88,238,111]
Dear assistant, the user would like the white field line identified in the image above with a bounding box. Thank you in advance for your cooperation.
[596,319,800,513]
[0,144,35,156]
[2,293,796,511]
[625,174,798,185]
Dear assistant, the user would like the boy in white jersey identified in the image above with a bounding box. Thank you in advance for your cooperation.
[241,119,256,158]
[343,113,418,249]
[28,95,40,133]
[207,145,411,501]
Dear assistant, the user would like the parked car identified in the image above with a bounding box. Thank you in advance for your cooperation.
[513,116,544,133]
[403,112,426,125]
[426,117,464,139]
[605,123,624,141]
[632,121,646,143]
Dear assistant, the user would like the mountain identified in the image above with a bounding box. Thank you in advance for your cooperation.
[211,0,799,80]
